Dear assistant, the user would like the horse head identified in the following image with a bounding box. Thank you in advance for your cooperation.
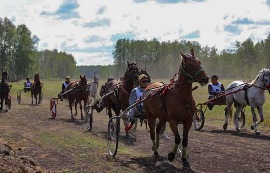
[79,75,88,93]
[1,71,8,84]
[34,73,40,83]
[93,73,99,83]
[179,49,209,86]
[255,68,270,93]
[124,61,139,81]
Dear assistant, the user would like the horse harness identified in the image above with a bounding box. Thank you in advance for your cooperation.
[230,82,268,106]
[158,61,205,115]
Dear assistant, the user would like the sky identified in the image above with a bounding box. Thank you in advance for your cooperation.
[1,0,270,66]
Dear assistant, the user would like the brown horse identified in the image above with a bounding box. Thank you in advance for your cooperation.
[65,75,89,120]
[143,49,209,168]
[31,73,42,105]
[91,62,141,131]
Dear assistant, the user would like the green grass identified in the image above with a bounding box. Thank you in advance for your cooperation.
[8,78,270,129]
[9,80,62,99]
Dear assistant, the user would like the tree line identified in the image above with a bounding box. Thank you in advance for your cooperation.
[112,36,270,80]
[0,17,77,81]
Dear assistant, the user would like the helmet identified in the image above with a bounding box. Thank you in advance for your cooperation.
[65,76,70,81]
[26,77,29,80]
[107,77,114,82]
[139,74,148,82]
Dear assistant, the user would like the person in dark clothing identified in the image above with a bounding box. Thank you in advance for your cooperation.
[62,76,71,93]
[59,76,71,101]
[207,75,225,110]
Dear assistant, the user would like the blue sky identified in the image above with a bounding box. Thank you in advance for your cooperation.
[1,0,270,65]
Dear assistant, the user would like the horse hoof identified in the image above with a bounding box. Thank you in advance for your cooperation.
[251,125,254,130]
[255,131,260,135]
[236,129,241,134]
[223,124,227,131]
[154,152,159,157]
[168,152,175,162]
[181,158,191,168]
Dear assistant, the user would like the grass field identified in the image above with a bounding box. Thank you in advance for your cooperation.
[8,78,270,129]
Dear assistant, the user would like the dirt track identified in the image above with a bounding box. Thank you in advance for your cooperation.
[0,96,270,173]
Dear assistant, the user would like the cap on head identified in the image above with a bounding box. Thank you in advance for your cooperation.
[139,74,148,82]
[107,77,114,82]
[65,76,70,80]
[211,75,218,79]
[26,77,29,80]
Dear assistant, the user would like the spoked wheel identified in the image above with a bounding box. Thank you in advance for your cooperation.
[6,96,11,109]
[17,90,21,104]
[107,117,119,157]
[39,92,43,104]
[193,109,205,130]
[237,110,245,130]
[85,106,93,131]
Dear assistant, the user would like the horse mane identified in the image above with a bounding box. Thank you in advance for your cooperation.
[252,68,270,85]
[123,68,131,80]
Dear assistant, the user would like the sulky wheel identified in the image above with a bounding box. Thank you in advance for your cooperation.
[85,106,93,131]
[193,108,205,131]
[17,95,21,104]
[7,96,11,109]
[107,117,119,157]
[39,92,43,104]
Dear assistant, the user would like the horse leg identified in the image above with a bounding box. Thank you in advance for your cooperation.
[167,120,181,162]
[74,100,78,116]
[147,116,159,157]
[0,98,3,110]
[234,105,243,132]
[38,92,41,104]
[31,94,33,104]
[79,101,85,120]
[35,94,38,105]
[181,122,191,168]
[155,119,166,149]
[69,100,74,120]
[223,99,233,130]
[107,106,112,119]
[4,96,8,112]
[251,106,263,135]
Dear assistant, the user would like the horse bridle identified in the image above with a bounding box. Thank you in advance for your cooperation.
[179,61,205,83]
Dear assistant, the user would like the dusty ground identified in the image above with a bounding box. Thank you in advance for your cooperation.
[0,96,270,173]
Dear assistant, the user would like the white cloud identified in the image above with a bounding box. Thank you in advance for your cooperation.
[1,0,270,65]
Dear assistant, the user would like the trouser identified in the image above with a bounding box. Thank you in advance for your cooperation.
[127,106,144,120]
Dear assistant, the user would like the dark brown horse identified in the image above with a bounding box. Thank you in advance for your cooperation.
[0,71,11,111]
[65,75,89,120]
[143,49,209,168]
[92,62,141,130]
[31,73,42,105]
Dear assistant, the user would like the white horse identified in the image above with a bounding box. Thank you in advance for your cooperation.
[89,73,99,103]
[224,69,270,135]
